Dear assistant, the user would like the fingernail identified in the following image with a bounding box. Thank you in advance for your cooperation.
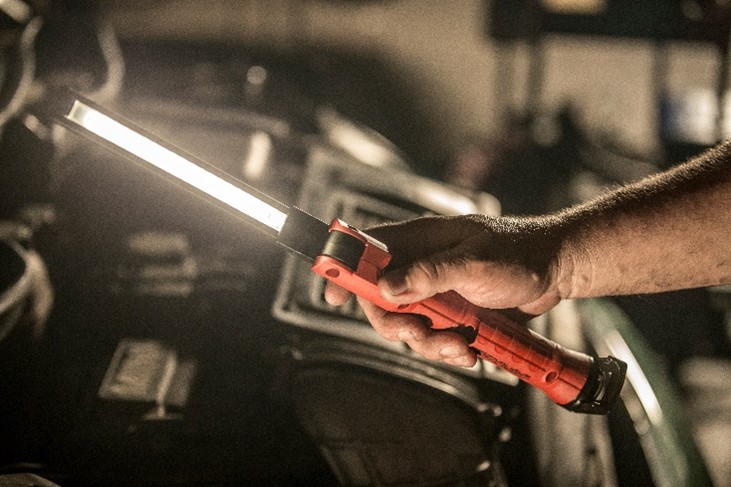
[383,268,409,296]
[398,330,416,342]
[439,346,461,358]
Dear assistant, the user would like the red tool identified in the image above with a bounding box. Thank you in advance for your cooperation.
[58,94,627,414]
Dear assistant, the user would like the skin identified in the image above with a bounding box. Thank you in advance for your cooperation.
[324,141,731,367]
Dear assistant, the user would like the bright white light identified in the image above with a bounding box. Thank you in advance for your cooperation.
[242,130,272,181]
[66,101,288,233]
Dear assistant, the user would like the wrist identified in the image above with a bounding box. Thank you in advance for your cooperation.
[550,211,594,300]
[488,214,573,302]
[554,235,580,300]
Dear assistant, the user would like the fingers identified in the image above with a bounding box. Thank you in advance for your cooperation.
[324,279,477,368]
[357,297,477,367]
[323,281,351,306]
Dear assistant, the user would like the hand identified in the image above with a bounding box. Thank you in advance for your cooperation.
[324,215,566,367]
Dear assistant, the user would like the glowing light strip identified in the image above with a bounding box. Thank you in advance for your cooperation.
[65,101,288,233]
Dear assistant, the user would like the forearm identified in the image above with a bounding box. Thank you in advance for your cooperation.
[554,141,731,298]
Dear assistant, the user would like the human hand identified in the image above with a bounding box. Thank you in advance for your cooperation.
[324,215,566,367]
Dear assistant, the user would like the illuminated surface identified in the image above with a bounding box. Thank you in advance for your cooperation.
[604,329,663,425]
[0,0,33,23]
[541,0,606,14]
[242,131,273,181]
[66,101,288,233]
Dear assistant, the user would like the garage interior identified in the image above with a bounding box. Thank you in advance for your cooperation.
[1,1,730,486]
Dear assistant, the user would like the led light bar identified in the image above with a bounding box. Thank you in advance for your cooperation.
[63,99,289,233]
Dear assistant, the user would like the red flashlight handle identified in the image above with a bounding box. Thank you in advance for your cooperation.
[311,219,595,407]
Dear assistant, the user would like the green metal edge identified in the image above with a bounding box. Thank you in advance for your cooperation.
[579,298,714,487]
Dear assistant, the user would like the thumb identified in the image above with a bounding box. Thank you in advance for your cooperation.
[378,250,465,303]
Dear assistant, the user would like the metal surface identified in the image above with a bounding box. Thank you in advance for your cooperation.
[0,239,31,342]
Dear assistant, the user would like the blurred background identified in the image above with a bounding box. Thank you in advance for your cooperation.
[1,1,730,486]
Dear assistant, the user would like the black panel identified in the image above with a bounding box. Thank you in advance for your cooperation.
[488,0,731,45]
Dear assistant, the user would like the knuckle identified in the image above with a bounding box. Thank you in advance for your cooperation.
[412,260,442,282]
